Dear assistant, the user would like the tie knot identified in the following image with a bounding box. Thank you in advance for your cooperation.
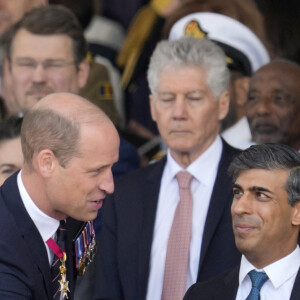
[248,270,268,290]
[176,171,193,189]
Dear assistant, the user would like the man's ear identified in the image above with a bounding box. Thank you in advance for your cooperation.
[36,149,57,178]
[77,58,90,89]
[1,59,15,110]
[2,58,12,86]
[234,76,250,108]
[218,90,230,121]
[149,94,157,122]
[292,201,300,226]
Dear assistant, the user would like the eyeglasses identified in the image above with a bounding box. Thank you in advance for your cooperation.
[11,58,76,74]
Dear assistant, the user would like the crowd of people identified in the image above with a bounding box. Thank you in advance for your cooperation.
[0,0,300,300]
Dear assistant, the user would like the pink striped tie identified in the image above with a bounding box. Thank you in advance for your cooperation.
[162,171,193,300]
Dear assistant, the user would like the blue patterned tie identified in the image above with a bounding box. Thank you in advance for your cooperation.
[246,270,269,300]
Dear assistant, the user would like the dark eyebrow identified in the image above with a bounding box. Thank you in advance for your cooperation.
[249,186,274,194]
[233,183,242,189]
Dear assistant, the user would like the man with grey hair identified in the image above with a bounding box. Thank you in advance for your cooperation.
[94,37,241,300]
[184,143,300,300]
[0,92,120,299]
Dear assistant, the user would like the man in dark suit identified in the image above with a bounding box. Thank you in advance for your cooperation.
[0,93,120,299]
[184,143,300,300]
[94,37,241,300]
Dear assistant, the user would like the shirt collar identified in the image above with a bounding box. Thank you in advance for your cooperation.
[17,170,59,242]
[239,246,300,288]
[165,135,223,185]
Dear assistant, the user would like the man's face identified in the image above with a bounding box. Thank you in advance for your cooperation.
[0,0,45,35]
[246,62,300,149]
[231,168,300,268]
[150,65,229,165]
[4,28,88,115]
[0,137,23,185]
[46,122,120,221]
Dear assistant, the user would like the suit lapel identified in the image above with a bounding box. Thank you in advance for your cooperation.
[221,267,239,300]
[65,218,85,299]
[137,157,166,299]
[1,173,52,298]
[290,267,300,300]
[198,141,238,273]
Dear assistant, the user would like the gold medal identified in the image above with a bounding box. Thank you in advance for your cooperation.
[77,258,86,276]
[58,252,69,299]
[59,277,70,299]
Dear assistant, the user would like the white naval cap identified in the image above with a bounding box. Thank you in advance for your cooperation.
[168,12,270,75]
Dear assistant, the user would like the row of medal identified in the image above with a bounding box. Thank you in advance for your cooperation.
[75,221,97,276]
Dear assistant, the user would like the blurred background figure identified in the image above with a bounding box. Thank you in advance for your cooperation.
[0,115,23,185]
[246,59,300,151]
[49,0,126,128]
[0,0,47,36]
[116,0,186,144]
[0,0,47,117]
[101,0,149,31]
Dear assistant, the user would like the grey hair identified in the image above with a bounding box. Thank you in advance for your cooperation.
[228,143,300,206]
[147,36,230,100]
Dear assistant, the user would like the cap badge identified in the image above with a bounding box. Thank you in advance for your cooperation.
[184,20,208,39]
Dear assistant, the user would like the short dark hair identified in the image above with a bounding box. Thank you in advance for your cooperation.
[21,108,79,170]
[2,5,87,67]
[228,143,300,206]
[0,115,23,143]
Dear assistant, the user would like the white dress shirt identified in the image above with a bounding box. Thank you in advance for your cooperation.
[146,136,223,300]
[17,171,59,265]
[236,246,300,300]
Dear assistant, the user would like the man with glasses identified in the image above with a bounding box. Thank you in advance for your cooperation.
[1,5,89,117]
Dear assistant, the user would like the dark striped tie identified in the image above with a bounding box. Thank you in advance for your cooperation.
[51,220,67,299]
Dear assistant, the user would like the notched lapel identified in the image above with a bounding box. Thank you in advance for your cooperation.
[137,157,166,299]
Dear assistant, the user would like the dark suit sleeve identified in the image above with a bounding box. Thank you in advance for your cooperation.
[0,242,33,299]
[93,193,124,300]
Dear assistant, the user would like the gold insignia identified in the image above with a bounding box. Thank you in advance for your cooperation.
[77,258,86,276]
[226,57,234,64]
[184,20,208,39]
[59,278,70,299]
[184,20,234,66]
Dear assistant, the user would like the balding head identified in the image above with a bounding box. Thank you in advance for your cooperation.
[21,92,116,170]
[246,59,300,150]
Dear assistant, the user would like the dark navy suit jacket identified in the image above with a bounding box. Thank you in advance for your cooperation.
[94,140,241,300]
[183,266,300,300]
[0,172,85,299]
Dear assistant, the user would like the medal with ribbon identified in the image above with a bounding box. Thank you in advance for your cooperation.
[74,221,97,276]
[47,236,70,299]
